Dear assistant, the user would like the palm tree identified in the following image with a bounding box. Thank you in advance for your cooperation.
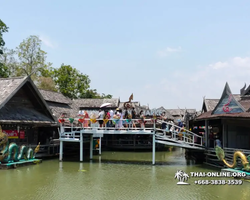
[174,170,183,182]
[183,173,189,182]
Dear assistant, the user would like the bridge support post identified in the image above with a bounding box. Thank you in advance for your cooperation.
[80,132,83,161]
[59,140,63,161]
[99,137,102,155]
[90,135,93,159]
[152,133,155,165]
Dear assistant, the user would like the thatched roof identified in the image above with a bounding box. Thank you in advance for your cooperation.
[46,102,75,118]
[0,77,27,108]
[202,94,241,113]
[202,99,219,112]
[73,98,119,109]
[196,110,250,121]
[0,76,56,124]
[0,105,55,124]
[39,89,72,104]
[196,83,250,121]
[166,109,196,116]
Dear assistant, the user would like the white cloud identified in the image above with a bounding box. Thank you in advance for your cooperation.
[39,35,56,49]
[141,56,250,110]
[157,46,182,57]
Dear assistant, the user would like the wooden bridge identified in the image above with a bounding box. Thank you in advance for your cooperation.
[59,119,205,164]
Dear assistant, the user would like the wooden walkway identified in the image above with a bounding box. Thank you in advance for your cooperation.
[59,119,205,164]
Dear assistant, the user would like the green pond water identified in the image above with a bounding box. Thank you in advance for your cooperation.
[0,148,249,200]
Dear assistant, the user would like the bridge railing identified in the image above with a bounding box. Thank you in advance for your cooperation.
[59,118,156,139]
[59,118,204,147]
[156,120,204,147]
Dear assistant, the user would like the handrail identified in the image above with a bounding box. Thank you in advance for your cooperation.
[156,119,202,138]
[59,118,205,147]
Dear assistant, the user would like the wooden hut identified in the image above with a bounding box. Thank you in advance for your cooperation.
[192,82,250,168]
[0,76,57,156]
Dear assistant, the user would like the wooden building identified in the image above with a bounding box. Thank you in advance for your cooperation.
[0,76,58,156]
[192,82,250,167]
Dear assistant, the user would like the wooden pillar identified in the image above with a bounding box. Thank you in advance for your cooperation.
[80,132,83,161]
[90,135,93,159]
[59,141,63,161]
[152,133,155,165]
[152,120,156,165]
[99,137,102,155]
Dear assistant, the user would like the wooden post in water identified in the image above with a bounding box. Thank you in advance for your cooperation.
[59,141,63,161]
[152,120,156,165]
[80,131,83,161]
[90,135,93,159]
[99,137,102,155]
[59,123,63,161]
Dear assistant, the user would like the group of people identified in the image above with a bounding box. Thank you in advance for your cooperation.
[79,107,144,129]
[79,108,186,134]
[159,112,187,139]
[97,107,137,129]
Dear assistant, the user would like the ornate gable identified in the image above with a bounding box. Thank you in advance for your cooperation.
[212,83,245,115]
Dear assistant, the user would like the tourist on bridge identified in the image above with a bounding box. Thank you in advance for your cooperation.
[124,108,129,128]
[131,107,137,129]
[114,108,121,129]
[177,119,183,131]
[83,110,89,127]
[161,112,167,135]
[104,110,111,127]
[139,110,145,129]
[98,109,105,128]
[109,109,114,127]
[118,109,124,129]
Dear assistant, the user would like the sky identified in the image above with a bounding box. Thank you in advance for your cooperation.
[2,0,250,110]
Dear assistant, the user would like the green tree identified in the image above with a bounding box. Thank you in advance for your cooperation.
[37,76,57,91]
[79,89,112,99]
[0,19,8,55]
[15,35,51,77]
[0,19,9,77]
[100,93,112,99]
[0,48,17,77]
[53,64,90,99]
[79,89,99,98]
[0,64,8,78]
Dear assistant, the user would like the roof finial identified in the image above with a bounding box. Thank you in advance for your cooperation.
[240,83,247,96]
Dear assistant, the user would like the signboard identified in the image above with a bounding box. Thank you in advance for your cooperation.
[3,130,18,139]
[2,130,25,139]
[19,130,25,139]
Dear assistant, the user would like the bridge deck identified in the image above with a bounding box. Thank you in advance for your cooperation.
[58,119,205,164]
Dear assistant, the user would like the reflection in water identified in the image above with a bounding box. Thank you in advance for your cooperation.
[0,149,249,200]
